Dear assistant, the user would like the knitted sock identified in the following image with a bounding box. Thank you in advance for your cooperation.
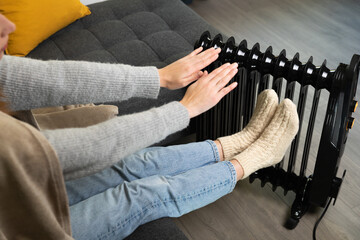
[233,99,299,179]
[217,89,278,160]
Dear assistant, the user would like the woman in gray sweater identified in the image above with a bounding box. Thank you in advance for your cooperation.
[0,13,299,239]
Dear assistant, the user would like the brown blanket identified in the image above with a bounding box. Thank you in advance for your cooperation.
[0,111,73,239]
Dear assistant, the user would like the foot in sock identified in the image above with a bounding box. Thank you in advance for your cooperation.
[217,89,278,160]
[233,98,299,179]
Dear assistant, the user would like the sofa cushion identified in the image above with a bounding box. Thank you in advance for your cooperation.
[27,0,219,145]
[27,0,217,65]
[33,104,119,130]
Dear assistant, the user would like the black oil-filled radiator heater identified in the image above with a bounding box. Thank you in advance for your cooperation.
[193,31,359,230]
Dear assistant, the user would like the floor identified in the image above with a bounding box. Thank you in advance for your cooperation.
[173,0,360,239]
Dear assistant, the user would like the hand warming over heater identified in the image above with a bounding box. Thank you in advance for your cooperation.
[158,47,221,90]
[180,62,238,118]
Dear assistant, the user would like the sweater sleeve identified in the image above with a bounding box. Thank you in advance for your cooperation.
[0,55,160,111]
[41,101,190,180]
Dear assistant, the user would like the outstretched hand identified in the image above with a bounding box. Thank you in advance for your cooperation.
[180,62,239,118]
[158,47,221,90]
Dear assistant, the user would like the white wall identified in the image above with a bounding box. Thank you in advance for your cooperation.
[80,0,107,5]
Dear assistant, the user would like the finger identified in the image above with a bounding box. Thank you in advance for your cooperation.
[206,63,231,81]
[219,82,238,98]
[197,70,209,83]
[189,47,215,60]
[215,64,238,88]
[182,48,217,74]
[195,47,220,61]
[216,68,238,90]
[183,71,204,84]
[193,48,221,69]
[198,47,219,56]
[197,52,219,70]
[208,63,231,84]
[188,47,203,57]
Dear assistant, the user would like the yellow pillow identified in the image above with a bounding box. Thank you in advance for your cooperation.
[0,0,91,56]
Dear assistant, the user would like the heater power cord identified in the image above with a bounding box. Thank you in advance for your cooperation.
[312,198,333,240]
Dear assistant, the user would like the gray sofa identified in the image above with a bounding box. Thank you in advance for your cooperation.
[28,0,219,146]
[27,0,219,238]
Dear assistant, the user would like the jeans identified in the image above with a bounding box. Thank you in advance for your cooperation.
[67,140,237,240]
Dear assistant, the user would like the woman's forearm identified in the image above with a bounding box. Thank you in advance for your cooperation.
[0,55,160,111]
[41,101,190,181]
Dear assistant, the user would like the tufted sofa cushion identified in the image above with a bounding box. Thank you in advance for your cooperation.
[27,0,218,145]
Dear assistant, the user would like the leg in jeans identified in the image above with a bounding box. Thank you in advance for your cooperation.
[66,140,221,205]
[70,160,237,240]
[66,89,279,206]
[69,93,299,240]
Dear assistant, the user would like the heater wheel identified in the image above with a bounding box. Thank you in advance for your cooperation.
[285,217,299,230]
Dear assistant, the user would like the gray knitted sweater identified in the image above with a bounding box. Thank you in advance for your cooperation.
[0,55,190,180]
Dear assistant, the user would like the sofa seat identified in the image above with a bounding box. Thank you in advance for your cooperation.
[28,0,218,145]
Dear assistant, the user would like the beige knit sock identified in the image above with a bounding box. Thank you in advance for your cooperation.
[233,98,299,179]
[217,89,278,160]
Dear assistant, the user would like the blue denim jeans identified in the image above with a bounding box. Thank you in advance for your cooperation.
[67,140,237,240]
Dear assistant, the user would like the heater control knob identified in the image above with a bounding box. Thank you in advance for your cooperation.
[346,117,355,130]
[351,100,358,112]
